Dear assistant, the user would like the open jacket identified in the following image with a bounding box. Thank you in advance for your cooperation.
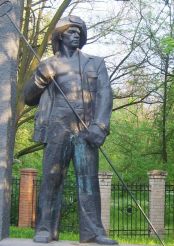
[24,51,113,143]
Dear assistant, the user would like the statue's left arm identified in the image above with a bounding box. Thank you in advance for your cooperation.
[84,58,113,147]
[92,58,113,132]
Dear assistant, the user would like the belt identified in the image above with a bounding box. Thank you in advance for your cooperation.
[53,98,85,109]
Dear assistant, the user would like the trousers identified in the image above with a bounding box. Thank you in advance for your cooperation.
[36,135,106,242]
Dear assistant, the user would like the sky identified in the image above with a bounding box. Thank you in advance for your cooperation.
[31,0,172,109]
[41,0,171,91]
[45,0,131,57]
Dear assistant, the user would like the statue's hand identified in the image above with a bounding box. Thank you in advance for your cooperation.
[80,124,107,147]
[35,61,56,88]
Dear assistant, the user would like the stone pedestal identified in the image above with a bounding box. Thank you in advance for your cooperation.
[18,168,38,227]
[0,238,147,246]
[148,170,167,236]
[0,0,21,240]
[99,172,113,234]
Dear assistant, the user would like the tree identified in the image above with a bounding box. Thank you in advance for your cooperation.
[0,0,22,239]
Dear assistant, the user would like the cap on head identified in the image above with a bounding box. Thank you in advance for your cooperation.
[52,15,87,54]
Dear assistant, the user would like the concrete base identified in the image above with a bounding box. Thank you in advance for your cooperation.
[0,238,151,246]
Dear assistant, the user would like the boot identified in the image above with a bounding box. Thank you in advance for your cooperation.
[34,230,52,243]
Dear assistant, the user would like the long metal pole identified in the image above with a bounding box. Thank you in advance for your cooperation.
[1,2,166,245]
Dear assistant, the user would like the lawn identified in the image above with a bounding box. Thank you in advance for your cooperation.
[10,227,174,246]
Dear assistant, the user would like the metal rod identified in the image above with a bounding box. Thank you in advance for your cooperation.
[2,3,166,246]
[6,13,41,61]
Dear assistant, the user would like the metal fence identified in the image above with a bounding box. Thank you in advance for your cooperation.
[35,176,79,232]
[59,176,78,232]
[11,175,78,232]
[165,184,174,235]
[10,178,20,226]
[10,177,174,236]
[110,183,150,237]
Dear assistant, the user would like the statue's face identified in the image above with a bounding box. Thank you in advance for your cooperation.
[61,26,81,49]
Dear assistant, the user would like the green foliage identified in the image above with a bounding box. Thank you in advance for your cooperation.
[100,103,173,183]
[13,107,43,177]
[160,36,174,54]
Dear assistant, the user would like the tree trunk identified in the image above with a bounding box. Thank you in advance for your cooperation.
[0,0,22,240]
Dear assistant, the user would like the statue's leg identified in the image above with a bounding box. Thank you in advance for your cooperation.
[34,139,72,243]
[50,181,63,241]
[73,136,106,242]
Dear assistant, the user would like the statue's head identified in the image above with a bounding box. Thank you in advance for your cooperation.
[52,15,87,54]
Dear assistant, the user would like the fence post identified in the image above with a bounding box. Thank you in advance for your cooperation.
[98,172,113,234]
[148,170,167,236]
[18,168,38,227]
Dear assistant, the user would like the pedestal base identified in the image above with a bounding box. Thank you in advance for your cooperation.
[0,238,152,246]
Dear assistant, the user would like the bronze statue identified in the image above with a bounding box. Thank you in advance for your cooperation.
[24,15,118,245]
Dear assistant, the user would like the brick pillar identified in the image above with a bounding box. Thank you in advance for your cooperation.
[99,172,113,234]
[148,170,167,236]
[18,168,38,227]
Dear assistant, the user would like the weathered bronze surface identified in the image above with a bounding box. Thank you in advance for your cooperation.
[24,15,117,245]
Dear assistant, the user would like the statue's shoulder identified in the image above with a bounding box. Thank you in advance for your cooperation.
[40,54,57,63]
[81,52,104,69]
[82,51,104,61]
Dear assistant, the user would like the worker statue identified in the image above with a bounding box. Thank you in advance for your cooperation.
[24,15,117,245]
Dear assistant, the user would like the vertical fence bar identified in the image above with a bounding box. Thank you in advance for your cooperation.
[140,184,142,235]
[117,183,119,237]
[168,185,171,235]
[126,185,128,237]
[165,184,174,236]
[173,185,174,235]
[148,183,150,236]
[10,178,20,226]
[114,184,116,237]
[143,184,145,235]
[122,184,124,235]
[130,184,133,237]
[165,185,168,235]
[135,183,137,235]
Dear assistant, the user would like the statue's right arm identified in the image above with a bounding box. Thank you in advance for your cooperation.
[24,58,56,106]
[23,74,45,106]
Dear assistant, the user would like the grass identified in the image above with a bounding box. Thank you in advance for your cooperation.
[10,227,34,239]
[10,227,79,241]
[113,236,174,246]
[10,227,174,245]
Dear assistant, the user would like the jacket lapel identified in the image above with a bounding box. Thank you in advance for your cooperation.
[78,49,91,73]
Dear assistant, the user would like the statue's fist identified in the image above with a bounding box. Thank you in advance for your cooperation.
[38,62,56,79]
[80,124,107,147]
[34,61,56,88]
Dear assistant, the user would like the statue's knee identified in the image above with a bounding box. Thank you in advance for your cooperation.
[50,164,61,175]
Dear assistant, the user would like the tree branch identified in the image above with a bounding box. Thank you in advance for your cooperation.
[15,143,44,158]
